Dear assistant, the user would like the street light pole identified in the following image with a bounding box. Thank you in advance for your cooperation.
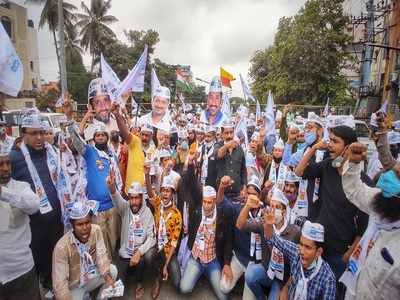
[58,0,68,96]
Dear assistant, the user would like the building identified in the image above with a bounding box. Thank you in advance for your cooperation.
[0,1,41,93]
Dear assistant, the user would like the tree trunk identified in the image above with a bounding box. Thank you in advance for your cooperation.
[52,29,62,78]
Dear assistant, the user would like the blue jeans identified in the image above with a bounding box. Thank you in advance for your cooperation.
[245,263,275,300]
[180,255,228,300]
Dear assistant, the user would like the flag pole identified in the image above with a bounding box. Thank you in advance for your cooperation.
[134,93,141,127]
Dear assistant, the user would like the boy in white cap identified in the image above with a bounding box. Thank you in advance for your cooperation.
[139,86,172,132]
[200,76,228,127]
[52,201,117,300]
[11,108,70,294]
[107,176,157,299]
[180,185,233,300]
[0,144,41,300]
[198,125,217,186]
[263,213,336,300]
[265,138,287,192]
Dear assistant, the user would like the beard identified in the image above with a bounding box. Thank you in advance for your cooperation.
[95,142,108,152]
[273,156,282,164]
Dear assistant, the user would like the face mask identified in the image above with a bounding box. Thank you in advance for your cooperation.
[95,142,108,151]
[274,209,283,224]
[376,170,400,198]
[181,141,188,150]
[306,257,319,270]
[331,147,347,168]
[304,132,317,146]
[297,142,307,150]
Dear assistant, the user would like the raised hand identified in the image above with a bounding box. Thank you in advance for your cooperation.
[106,168,116,195]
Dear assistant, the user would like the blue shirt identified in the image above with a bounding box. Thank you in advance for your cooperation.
[268,233,336,300]
[83,145,115,212]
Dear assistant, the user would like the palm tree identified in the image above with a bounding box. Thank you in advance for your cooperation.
[26,0,77,75]
[76,0,118,73]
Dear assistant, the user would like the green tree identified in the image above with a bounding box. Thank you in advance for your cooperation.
[76,0,118,72]
[250,0,351,105]
[66,51,92,104]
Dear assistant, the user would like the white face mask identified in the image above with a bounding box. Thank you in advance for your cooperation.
[274,209,283,224]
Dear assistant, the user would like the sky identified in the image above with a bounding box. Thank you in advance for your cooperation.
[14,0,364,97]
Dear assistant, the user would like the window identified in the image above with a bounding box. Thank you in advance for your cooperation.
[27,19,34,28]
[1,16,12,38]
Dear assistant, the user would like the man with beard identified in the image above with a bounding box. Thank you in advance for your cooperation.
[198,126,217,186]
[139,86,172,132]
[108,178,157,300]
[214,120,247,201]
[0,145,40,300]
[264,139,286,192]
[200,76,228,127]
[68,123,122,261]
[83,78,118,141]
[11,108,69,296]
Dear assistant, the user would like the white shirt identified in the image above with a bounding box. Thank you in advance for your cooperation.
[199,110,227,127]
[0,179,40,284]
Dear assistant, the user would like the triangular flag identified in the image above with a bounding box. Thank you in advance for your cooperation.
[0,22,23,96]
[116,45,148,98]
[101,53,121,102]
[323,98,330,117]
[256,100,261,122]
[265,91,276,136]
[239,74,256,103]
[151,68,161,99]
[234,117,248,149]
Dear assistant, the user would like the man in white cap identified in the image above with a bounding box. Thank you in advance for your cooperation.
[214,120,247,200]
[198,125,217,186]
[154,149,181,194]
[239,188,300,300]
[107,177,157,299]
[0,120,15,154]
[10,108,70,295]
[265,138,287,192]
[180,185,233,300]
[245,130,266,181]
[52,201,117,300]
[145,174,183,297]
[68,122,122,261]
[264,214,336,300]
[139,86,172,132]
[83,78,118,141]
[283,171,307,225]
[0,144,41,300]
[200,76,228,127]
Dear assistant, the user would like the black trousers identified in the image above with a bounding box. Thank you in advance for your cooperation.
[0,267,40,300]
[31,219,63,289]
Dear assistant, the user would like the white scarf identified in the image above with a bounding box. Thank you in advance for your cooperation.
[267,209,290,281]
[293,256,323,300]
[339,217,400,296]
[249,209,263,261]
[194,206,217,251]
[72,234,98,287]
[268,159,287,191]
[158,200,173,251]
[126,211,145,257]
[20,142,72,220]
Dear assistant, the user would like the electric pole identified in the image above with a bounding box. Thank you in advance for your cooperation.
[58,0,68,96]
[360,0,375,98]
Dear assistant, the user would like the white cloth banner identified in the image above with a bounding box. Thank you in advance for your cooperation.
[0,22,23,97]
[115,45,148,98]
[101,53,121,102]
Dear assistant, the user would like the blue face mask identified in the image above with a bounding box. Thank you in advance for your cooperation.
[297,142,307,151]
[377,170,400,198]
[180,141,189,150]
[304,132,317,146]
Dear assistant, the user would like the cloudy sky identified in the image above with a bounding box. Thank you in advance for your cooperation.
[14,0,363,96]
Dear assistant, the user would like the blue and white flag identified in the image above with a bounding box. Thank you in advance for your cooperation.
[239,74,256,102]
[256,100,261,122]
[221,92,231,118]
[265,91,276,136]
[101,53,121,102]
[0,22,23,97]
[235,117,248,148]
[151,68,161,99]
[116,45,148,98]
[323,98,330,117]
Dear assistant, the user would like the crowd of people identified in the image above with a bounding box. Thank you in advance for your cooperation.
[0,75,400,300]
